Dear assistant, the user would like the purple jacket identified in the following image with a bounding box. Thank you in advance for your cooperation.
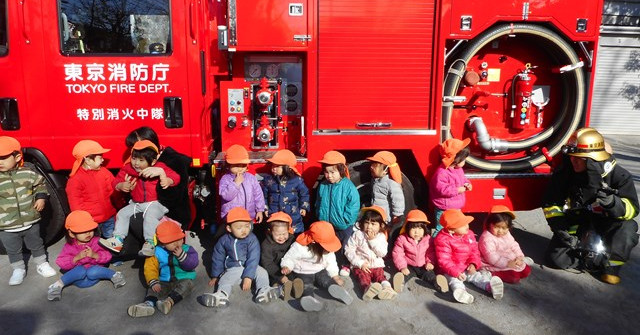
[56,237,112,271]
[219,172,265,220]
[429,163,470,210]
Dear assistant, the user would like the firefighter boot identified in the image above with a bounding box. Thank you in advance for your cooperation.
[601,265,621,285]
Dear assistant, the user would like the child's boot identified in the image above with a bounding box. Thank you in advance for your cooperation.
[282,281,293,301]
[362,282,382,301]
[300,296,324,312]
[156,297,174,314]
[111,271,126,288]
[328,284,353,305]
[488,276,504,300]
[453,288,474,304]
[392,272,404,293]
[434,274,449,293]
[128,301,155,317]
[292,278,304,299]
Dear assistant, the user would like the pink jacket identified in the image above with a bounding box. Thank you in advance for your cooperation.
[392,234,436,271]
[56,236,112,271]
[429,164,469,210]
[344,230,387,269]
[478,230,526,272]
[434,230,482,277]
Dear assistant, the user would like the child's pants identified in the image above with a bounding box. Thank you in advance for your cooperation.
[335,226,354,267]
[0,224,47,267]
[99,216,116,239]
[432,208,444,238]
[216,266,271,297]
[291,269,334,297]
[491,264,532,284]
[61,265,115,288]
[113,200,168,241]
[353,267,387,291]
[146,279,194,305]
[404,265,437,284]
[446,269,493,292]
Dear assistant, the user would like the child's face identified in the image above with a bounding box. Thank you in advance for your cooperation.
[323,165,342,184]
[370,162,386,178]
[270,225,290,244]
[453,160,466,168]
[162,238,184,253]
[452,224,470,236]
[131,156,154,172]
[489,221,510,237]
[0,153,21,172]
[227,220,252,239]
[229,164,248,175]
[409,226,425,242]
[83,155,104,170]
[271,164,283,176]
[362,219,382,237]
[70,230,94,243]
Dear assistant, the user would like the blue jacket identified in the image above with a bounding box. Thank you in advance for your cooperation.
[315,178,360,231]
[211,232,261,279]
[261,174,310,233]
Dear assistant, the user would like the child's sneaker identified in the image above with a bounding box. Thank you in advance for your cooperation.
[392,272,404,293]
[138,241,155,257]
[363,282,383,301]
[100,237,123,253]
[198,292,230,308]
[489,276,504,300]
[434,274,449,293]
[255,287,280,304]
[292,278,304,299]
[377,286,398,300]
[127,302,155,317]
[9,268,26,286]
[339,266,351,277]
[328,284,353,305]
[453,288,474,304]
[523,256,535,266]
[300,296,324,312]
[36,262,57,278]
[156,297,174,315]
[47,283,62,301]
[111,271,126,288]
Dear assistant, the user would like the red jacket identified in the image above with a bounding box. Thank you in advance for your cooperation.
[392,234,436,271]
[434,230,482,278]
[112,162,180,203]
[66,167,117,222]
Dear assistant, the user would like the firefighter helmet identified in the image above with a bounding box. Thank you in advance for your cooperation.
[562,127,610,162]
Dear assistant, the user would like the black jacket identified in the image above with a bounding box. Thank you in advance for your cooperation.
[157,146,192,229]
[260,234,295,282]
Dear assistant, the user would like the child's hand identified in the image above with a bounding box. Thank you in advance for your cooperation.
[234,172,244,185]
[139,166,165,179]
[241,278,252,291]
[365,229,377,241]
[466,264,477,274]
[300,209,307,217]
[514,257,524,267]
[119,174,137,192]
[281,267,291,275]
[151,283,161,293]
[171,247,183,257]
[159,176,173,189]
[425,263,435,271]
[85,246,98,260]
[391,216,401,225]
[255,211,264,224]
[507,259,518,269]
[208,277,218,287]
[33,199,46,212]
[457,186,466,194]
[361,262,371,273]
[401,268,410,276]
[457,272,467,281]
[464,182,472,191]
[332,276,344,286]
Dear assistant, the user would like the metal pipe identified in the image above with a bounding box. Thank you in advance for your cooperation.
[468,117,510,152]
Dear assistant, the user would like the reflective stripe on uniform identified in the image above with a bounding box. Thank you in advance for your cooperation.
[543,206,564,219]
[609,260,624,266]
[567,225,579,235]
[619,198,638,221]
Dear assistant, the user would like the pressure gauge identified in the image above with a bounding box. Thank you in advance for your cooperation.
[248,64,261,78]
[266,64,279,78]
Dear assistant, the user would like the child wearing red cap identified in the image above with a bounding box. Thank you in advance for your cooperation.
[261,149,310,234]
[392,209,448,294]
[199,207,279,308]
[100,140,180,257]
[315,150,360,275]
[48,210,126,301]
[65,140,117,238]
[434,209,504,304]
[429,138,472,237]
[127,218,198,317]
[344,206,396,301]
[280,221,353,311]
[0,136,57,285]
[479,205,532,284]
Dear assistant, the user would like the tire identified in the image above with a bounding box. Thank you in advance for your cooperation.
[348,160,416,215]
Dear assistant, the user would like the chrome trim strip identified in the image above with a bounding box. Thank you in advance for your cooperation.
[312,129,435,136]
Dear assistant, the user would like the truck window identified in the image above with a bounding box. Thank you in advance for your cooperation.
[58,0,171,55]
[0,0,7,56]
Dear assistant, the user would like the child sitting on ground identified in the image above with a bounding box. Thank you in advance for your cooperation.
[65,140,117,238]
[366,151,405,245]
[434,209,503,304]
[200,207,279,308]
[344,206,396,301]
[100,140,180,257]
[260,212,303,300]
[479,205,532,284]
[127,219,198,317]
[48,211,125,301]
[392,209,448,294]
[0,136,57,285]
[280,221,353,312]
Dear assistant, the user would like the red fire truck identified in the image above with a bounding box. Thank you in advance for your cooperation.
[0,0,603,244]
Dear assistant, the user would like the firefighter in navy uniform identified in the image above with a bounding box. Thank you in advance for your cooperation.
[542,127,639,284]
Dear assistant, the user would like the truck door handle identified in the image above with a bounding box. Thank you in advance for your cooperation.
[189,0,197,41]
[20,0,30,43]
[0,98,20,130]
[356,122,392,129]
[163,97,183,128]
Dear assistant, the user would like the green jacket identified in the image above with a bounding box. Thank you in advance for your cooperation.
[0,166,49,230]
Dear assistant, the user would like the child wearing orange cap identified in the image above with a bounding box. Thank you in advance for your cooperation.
[344,206,396,301]
[367,151,405,224]
[478,205,532,284]
[261,149,310,234]
[315,150,360,275]
[100,140,180,257]
[127,218,198,317]
[65,140,117,238]
[48,210,126,301]
[429,138,472,237]
[200,207,279,308]
[434,209,504,304]
[0,136,57,285]
[391,209,448,294]
[280,221,353,311]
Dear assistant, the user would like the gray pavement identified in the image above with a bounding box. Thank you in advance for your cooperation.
[2,134,640,335]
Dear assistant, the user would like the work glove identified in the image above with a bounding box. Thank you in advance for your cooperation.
[595,189,615,208]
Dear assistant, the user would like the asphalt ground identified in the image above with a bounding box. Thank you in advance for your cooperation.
[1,134,639,335]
